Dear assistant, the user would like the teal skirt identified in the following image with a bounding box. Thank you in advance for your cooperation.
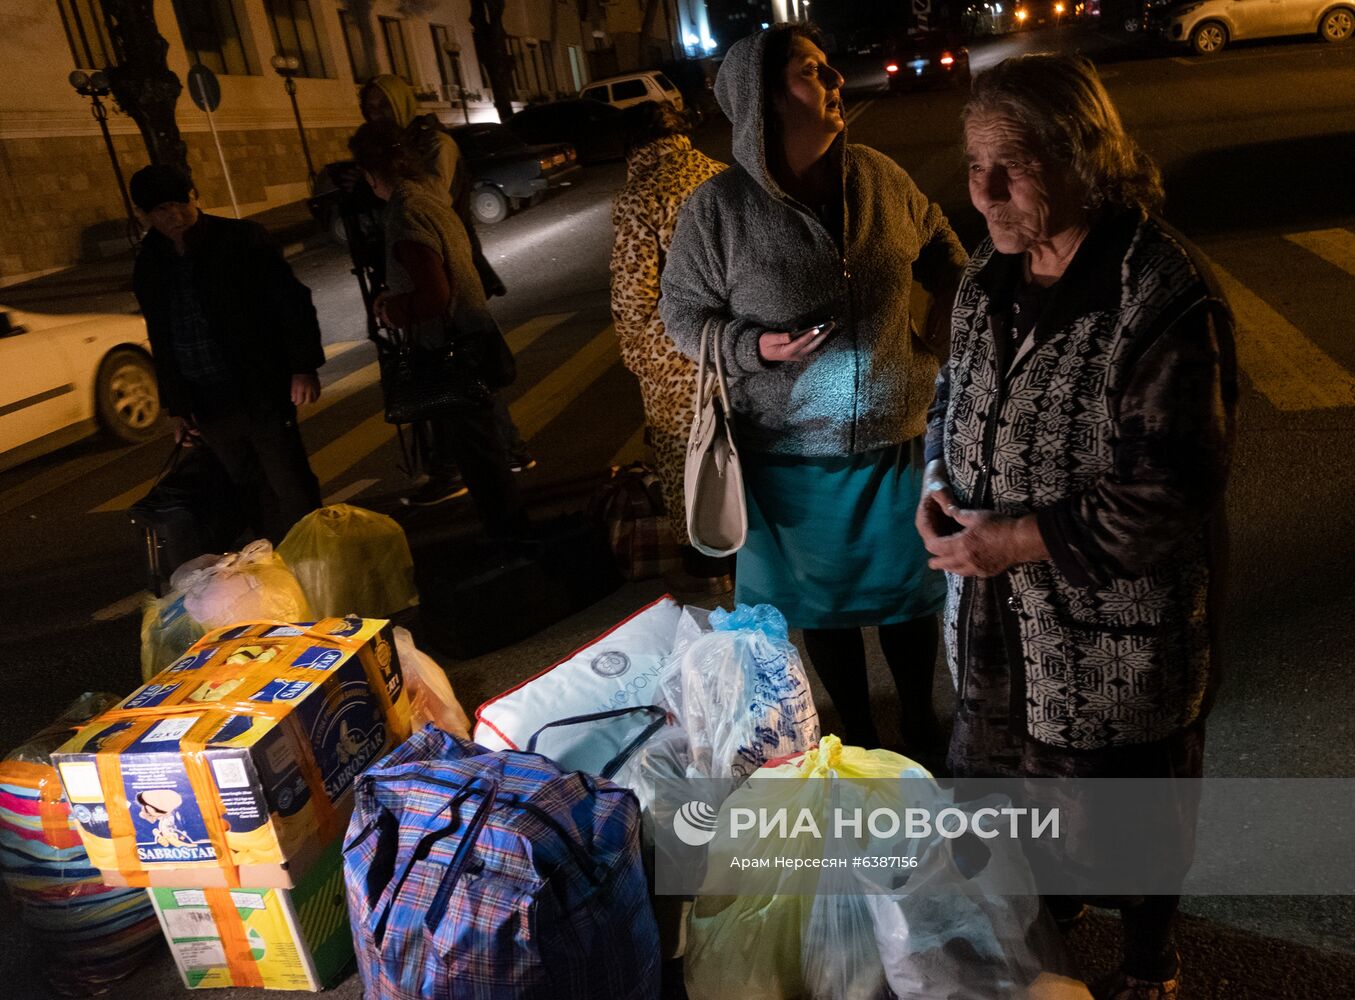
[735,439,944,629]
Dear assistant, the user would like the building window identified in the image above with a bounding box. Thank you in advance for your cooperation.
[58,0,116,69]
[171,0,254,75]
[337,6,364,82]
[430,24,465,101]
[265,0,328,77]
[379,16,411,83]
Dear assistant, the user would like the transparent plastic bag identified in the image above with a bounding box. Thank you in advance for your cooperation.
[138,552,219,681]
[686,736,917,1000]
[277,503,418,619]
[659,602,818,792]
[393,626,470,738]
[864,805,1066,1000]
[181,539,312,628]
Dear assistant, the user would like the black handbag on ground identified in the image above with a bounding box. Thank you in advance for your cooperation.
[377,338,492,425]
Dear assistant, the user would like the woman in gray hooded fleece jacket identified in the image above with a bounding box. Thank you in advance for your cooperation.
[659,24,968,755]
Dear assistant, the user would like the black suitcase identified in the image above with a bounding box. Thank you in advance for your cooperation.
[129,443,244,596]
[415,512,623,659]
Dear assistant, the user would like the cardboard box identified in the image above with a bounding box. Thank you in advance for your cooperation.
[149,838,352,991]
[55,618,410,888]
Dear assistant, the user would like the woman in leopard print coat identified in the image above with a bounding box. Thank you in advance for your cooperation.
[609,103,726,567]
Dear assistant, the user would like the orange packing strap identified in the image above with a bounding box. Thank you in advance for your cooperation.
[89,698,333,888]
[0,761,82,847]
[205,886,265,988]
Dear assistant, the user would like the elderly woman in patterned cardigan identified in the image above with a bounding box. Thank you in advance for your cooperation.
[609,101,729,588]
[919,54,1237,1000]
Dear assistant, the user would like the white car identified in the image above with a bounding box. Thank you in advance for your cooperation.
[0,306,161,471]
[1164,0,1354,54]
[580,71,686,114]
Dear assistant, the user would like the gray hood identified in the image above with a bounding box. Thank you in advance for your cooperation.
[714,30,782,199]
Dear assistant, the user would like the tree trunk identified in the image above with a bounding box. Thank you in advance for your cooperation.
[99,0,188,176]
[469,0,517,123]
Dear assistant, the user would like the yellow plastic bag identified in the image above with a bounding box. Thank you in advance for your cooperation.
[181,539,312,628]
[277,504,418,619]
[685,736,926,1000]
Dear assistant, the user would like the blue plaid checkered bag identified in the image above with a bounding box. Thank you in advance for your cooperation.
[343,725,661,1000]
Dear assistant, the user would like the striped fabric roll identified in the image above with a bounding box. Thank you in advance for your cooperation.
[0,694,162,996]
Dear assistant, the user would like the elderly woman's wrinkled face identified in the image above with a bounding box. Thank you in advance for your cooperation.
[965,112,1084,255]
[774,36,846,147]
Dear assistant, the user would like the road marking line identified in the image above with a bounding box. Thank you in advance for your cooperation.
[0,444,138,516]
[846,99,874,127]
[324,340,363,361]
[1285,229,1355,280]
[1207,257,1355,411]
[608,424,647,468]
[309,414,395,486]
[1172,57,1196,67]
[505,312,575,354]
[324,478,380,505]
[510,325,620,440]
[92,592,145,622]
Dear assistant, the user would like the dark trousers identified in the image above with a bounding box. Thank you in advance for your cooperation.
[429,401,525,539]
[492,396,527,456]
[193,400,321,544]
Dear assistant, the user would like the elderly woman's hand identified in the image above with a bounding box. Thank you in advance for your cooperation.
[758,322,834,362]
[916,459,961,546]
[924,507,1049,578]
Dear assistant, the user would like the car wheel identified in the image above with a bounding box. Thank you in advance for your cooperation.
[1190,20,1228,53]
[1123,16,1141,32]
[96,349,161,443]
[1319,7,1354,42]
[470,186,509,225]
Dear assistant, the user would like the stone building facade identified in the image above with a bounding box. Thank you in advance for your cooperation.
[0,0,685,283]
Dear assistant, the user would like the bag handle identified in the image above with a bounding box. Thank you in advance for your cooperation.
[525,704,670,780]
[694,317,734,422]
[368,773,498,946]
[423,780,501,932]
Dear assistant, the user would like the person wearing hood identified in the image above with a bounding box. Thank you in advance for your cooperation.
[360,74,505,299]
[360,74,533,478]
[610,100,729,591]
[659,24,968,760]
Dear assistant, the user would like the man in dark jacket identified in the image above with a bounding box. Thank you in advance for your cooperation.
[130,164,324,542]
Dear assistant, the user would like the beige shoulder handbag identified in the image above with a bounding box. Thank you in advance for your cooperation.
[684,317,747,557]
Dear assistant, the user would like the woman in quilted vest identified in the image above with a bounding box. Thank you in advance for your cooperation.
[918,54,1238,1000]
[660,24,967,762]
[609,101,730,591]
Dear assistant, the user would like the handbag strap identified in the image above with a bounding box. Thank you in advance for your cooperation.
[694,316,735,420]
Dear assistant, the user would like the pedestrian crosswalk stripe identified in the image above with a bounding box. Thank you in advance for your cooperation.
[306,413,393,488]
[1285,229,1355,280]
[324,478,379,506]
[504,312,574,354]
[509,325,620,441]
[1207,257,1355,411]
[608,424,647,468]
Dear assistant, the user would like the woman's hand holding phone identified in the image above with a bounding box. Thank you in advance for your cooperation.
[758,320,836,362]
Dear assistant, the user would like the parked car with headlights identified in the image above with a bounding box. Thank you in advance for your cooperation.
[884,32,972,90]
[1162,0,1353,53]
[450,123,581,224]
[0,306,160,471]
[509,100,627,164]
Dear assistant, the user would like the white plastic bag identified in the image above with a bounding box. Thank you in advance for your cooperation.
[660,603,819,790]
[393,626,470,739]
[181,539,312,628]
[277,503,418,618]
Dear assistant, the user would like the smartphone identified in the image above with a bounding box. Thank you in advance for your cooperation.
[791,320,836,341]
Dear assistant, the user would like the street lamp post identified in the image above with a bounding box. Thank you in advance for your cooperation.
[270,55,317,189]
[68,69,141,245]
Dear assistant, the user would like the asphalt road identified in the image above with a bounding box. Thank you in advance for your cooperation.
[3,22,1355,999]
